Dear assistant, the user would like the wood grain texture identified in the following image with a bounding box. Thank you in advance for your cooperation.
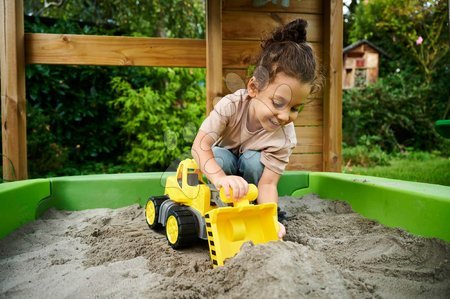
[1,0,28,180]
[223,40,322,69]
[25,33,206,67]
[322,0,343,172]
[286,153,322,171]
[206,0,223,115]
[223,0,322,14]
[223,11,322,42]
[294,126,323,153]
[294,98,323,126]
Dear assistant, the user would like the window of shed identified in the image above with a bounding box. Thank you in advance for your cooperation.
[356,59,365,68]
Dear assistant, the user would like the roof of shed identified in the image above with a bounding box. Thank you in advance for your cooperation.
[343,39,389,57]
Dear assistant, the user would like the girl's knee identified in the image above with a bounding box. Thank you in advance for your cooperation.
[239,151,264,184]
[212,147,238,175]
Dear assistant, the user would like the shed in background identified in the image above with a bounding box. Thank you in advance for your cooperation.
[343,39,387,89]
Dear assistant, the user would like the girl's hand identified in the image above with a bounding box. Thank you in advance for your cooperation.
[214,175,249,201]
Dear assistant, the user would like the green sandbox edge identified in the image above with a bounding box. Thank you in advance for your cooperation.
[435,119,450,139]
[292,172,450,242]
[1,171,449,242]
[0,179,51,240]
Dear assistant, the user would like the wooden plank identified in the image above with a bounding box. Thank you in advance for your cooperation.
[206,0,222,115]
[25,33,206,67]
[293,126,323,153]
[222,68,324,98]
[294,98,323,126]
[223,0,322,14]
[26,34,323,70]
[223,11,322,42]
[286,153,322,171]
[223,40,322,69]
[0,0,28,180]
[322,0,343,172]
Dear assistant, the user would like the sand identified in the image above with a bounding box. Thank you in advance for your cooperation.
[1,194,449,298]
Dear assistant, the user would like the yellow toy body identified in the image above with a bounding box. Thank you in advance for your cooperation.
[164,159,213,216]
[145,158,279,267]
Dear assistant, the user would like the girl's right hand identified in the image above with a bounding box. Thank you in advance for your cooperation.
[214,175,249,201]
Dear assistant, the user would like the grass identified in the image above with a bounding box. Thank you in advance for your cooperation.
[343,155,450,186]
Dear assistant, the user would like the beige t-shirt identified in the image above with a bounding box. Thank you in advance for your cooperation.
[199,89,297,174]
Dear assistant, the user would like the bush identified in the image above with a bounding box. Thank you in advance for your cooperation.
[110,68,206,171]
[343,71,448,153]
[26,105,69,177]
[22,13,206,177]
[343,137,390,168]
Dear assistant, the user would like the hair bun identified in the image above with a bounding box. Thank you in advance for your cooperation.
[264,19,308,47]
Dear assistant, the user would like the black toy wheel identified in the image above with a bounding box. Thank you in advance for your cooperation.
[165,206,198,249]
[145,195,169,229]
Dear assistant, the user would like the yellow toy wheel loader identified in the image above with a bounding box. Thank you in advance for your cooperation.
[145,158,279,267]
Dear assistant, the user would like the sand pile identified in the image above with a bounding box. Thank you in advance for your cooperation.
[1,195,449,298]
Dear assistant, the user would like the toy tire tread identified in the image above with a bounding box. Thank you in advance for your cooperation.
[145,195,169,229]
[166,207,198,248]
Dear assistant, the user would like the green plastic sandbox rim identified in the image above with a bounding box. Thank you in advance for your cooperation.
[435,119,450,139]
[0,172,449,242]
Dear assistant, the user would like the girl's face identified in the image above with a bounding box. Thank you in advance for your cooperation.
[248,72,312,132]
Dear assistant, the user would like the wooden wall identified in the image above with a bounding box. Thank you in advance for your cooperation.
[217,0,342,172]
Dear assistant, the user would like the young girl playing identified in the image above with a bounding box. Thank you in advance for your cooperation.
[191,19,320,238]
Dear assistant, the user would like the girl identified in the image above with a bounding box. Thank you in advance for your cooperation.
[191,19,320,238]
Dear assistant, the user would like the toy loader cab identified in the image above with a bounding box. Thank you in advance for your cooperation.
[145,159,279,267]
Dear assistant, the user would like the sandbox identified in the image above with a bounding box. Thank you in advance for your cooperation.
[1,171,449,298]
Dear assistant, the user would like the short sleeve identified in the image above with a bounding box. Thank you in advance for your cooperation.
[260,146,293,174]
[260,125,296,174]
[199,94,237,142]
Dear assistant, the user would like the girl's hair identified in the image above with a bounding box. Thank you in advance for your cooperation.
[253,19,321,93]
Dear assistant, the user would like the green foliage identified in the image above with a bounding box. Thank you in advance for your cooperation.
[350,0,449,81]
[22,3,206,177]
[26,64,128,163]
[110,68,206,171]
[25,0,205,38]
[342,135,390,168]
[343,71,448,152]
[345,0,450,158]
[27,105,68,177]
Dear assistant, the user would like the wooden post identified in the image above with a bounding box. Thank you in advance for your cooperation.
[0,0,28,180]
[206,0,222,115]
[322,0,343,172]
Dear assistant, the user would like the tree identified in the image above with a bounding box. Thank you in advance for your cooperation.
[343,0,360,46]
[350,0,449,82]
[343,0,450,154]
[24,0,205,38]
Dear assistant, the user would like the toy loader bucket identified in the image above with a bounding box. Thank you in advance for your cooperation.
[204,185,279,267]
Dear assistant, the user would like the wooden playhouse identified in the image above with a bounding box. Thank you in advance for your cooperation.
[1,0,343,181]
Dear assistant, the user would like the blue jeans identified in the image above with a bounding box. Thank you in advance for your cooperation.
[212,147,264,185]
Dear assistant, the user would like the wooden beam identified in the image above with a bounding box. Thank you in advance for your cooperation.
[223,0,323,14]
[206,0,223,115]
[222,40,323,69]
[0,0,28,180]
[287,153,322,171]
[222,11,323,42]
[322,0,343,172]
[26,33,206,67]
[25,34,323,70]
